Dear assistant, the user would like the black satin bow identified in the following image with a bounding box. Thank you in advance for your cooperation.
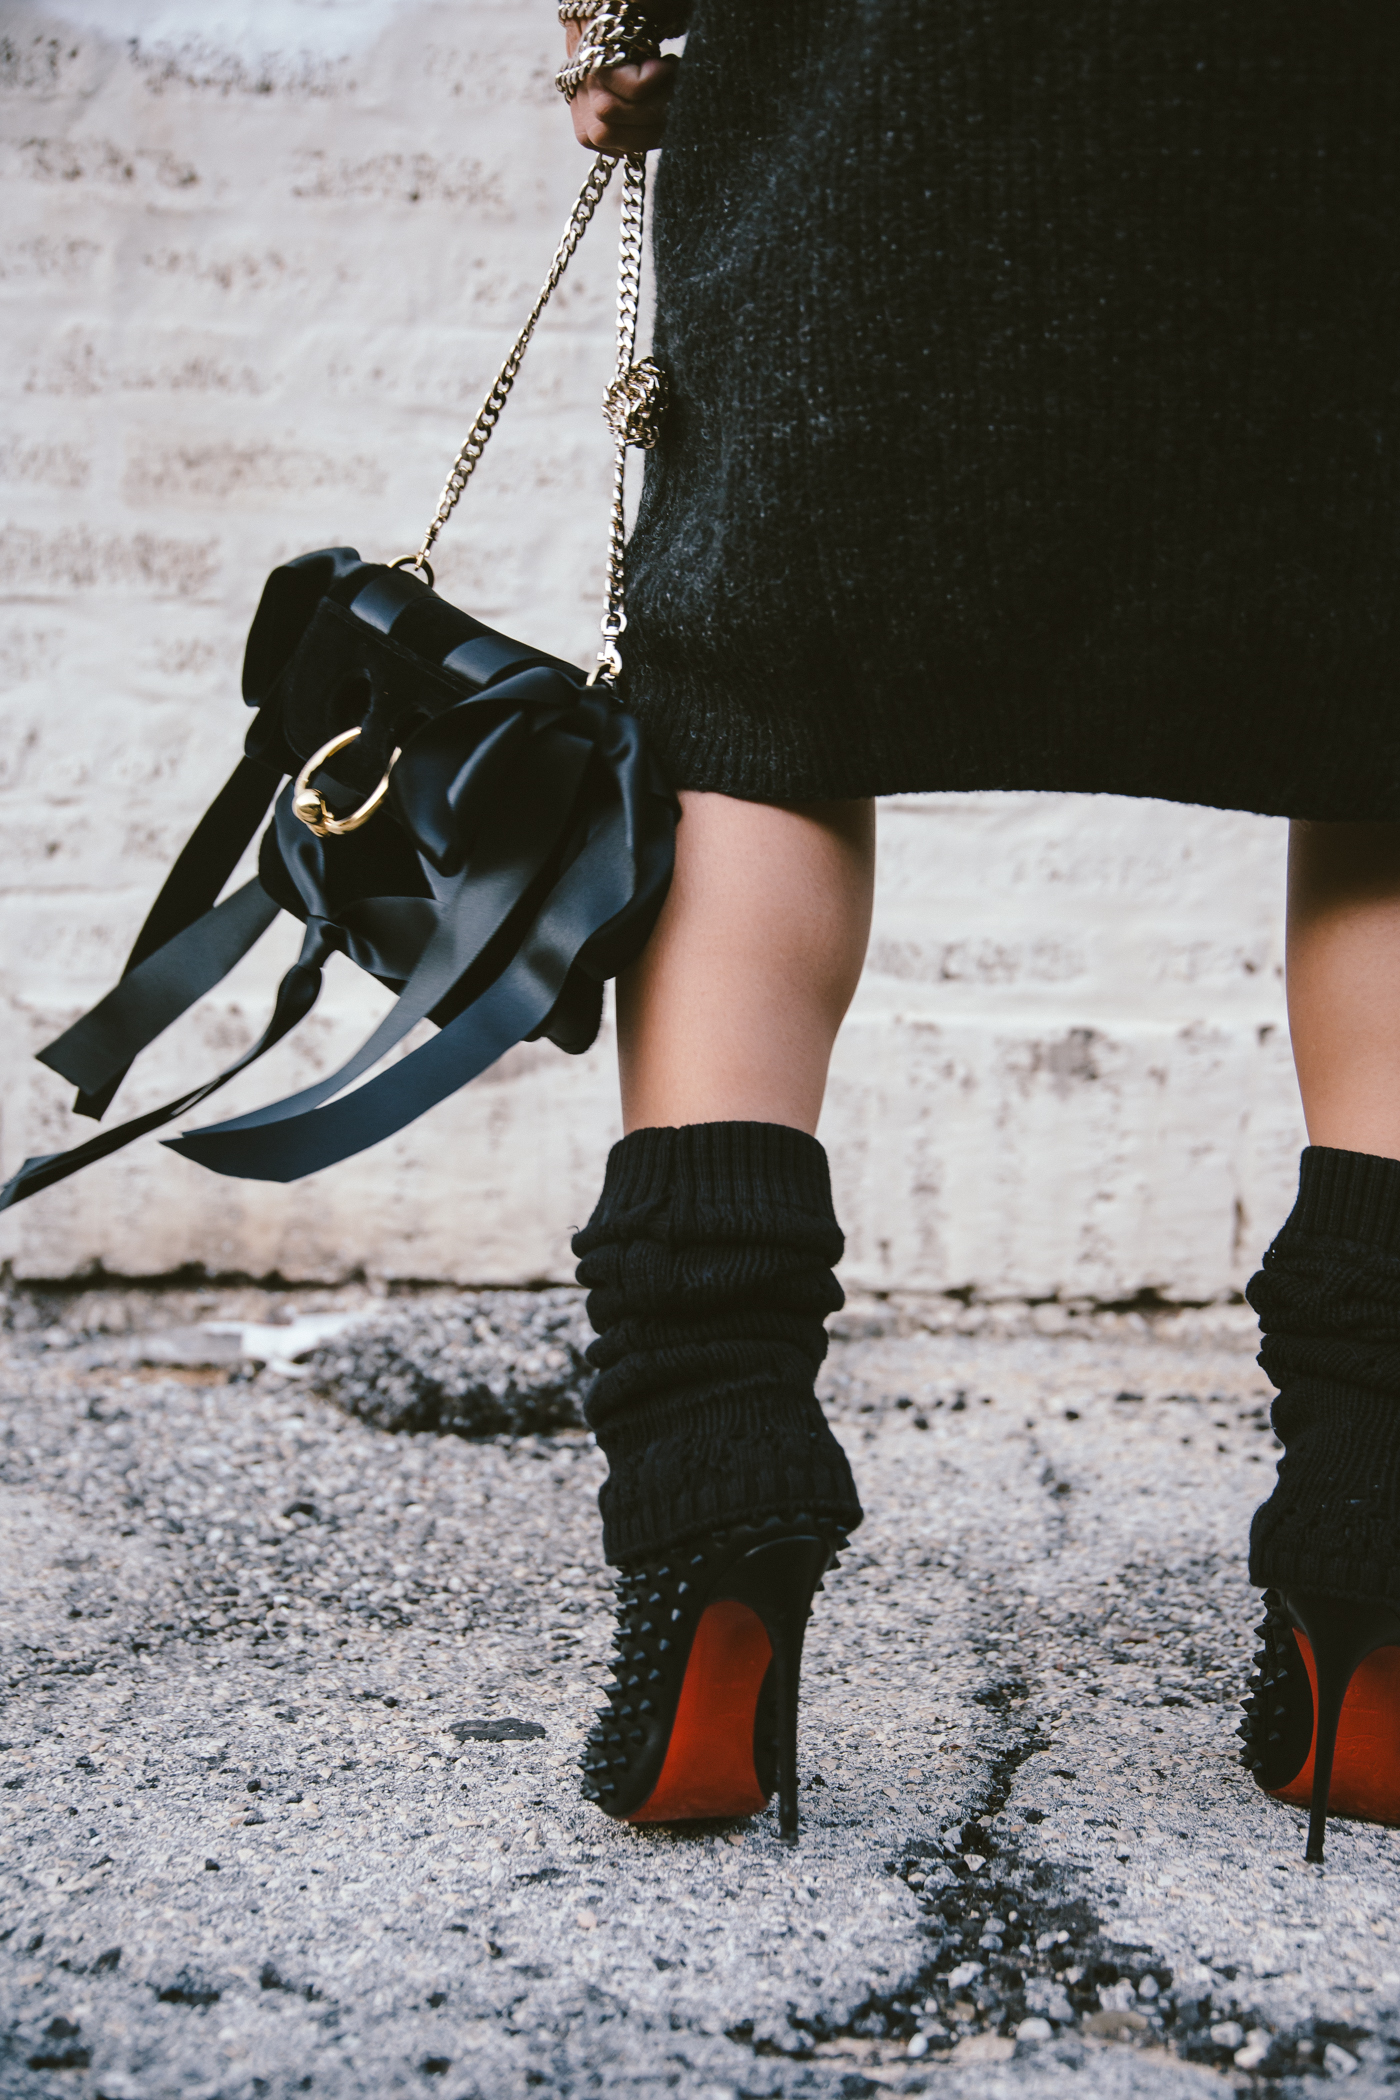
[1,548,677,1209]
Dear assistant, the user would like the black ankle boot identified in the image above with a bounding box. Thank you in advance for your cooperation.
[571,1120,863,1833]
[1239,1146,1400,1858]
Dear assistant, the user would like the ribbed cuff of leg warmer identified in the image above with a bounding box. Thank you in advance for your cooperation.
[572,1121,843,1257]
[1282,1146,1400,1256]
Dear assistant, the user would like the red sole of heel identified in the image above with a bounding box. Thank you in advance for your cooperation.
[626,1599,772,1824]
[1271,1634,1400,1825]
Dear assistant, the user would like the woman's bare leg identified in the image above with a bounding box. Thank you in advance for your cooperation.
[1287,820,1400,1161]
[616,791,876,1134]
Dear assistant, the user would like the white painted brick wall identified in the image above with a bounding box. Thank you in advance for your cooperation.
[0,0,1306,1294]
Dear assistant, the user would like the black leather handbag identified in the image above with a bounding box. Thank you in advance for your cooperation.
[1,154,676,1212]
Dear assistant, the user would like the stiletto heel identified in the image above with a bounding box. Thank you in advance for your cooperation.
[1288,1592,1400,1862]
[718,1534,830,1838]
[1239,1587,1400,1862]
[580,1517,843,1837]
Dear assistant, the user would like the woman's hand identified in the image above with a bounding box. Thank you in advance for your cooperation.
[564,23,678,154]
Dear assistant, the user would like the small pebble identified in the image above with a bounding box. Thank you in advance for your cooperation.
[1234,2031,1272,2072]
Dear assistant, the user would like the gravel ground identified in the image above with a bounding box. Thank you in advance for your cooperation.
[1,1283,1397,2100]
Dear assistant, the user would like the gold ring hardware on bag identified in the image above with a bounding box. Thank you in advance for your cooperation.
[390,553,435,589]
[292,728,401,838]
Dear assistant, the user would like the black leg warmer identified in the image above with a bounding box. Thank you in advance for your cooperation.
[572,1121,864,1565]
[1247,1145,1400,1606]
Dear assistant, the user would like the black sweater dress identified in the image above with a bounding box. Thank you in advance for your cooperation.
[622,1,1400,816]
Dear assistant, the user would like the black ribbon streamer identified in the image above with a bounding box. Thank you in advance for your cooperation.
[1,549,677,1211]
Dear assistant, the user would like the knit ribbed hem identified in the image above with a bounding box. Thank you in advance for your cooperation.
[1248,1531,1400,1610]
[573,1121,842,1258]
[1284,1146,1400,1257]
[594,1388,862,1565]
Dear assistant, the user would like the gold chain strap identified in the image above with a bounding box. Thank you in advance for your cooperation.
[594,153,665,682]
[399,150,662,690]
[402,152,616,580]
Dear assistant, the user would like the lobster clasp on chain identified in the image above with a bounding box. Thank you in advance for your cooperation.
[587,618,626,687]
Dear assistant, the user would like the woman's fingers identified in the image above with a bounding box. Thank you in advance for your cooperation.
[563,20,678,155]
[570,56,679,154]
[591,53,676,108]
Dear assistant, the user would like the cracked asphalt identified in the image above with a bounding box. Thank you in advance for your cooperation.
[1,1283,1397,2099]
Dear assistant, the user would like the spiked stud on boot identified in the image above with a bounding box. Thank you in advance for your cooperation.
[580,1515,850,1838]
[1238,1588,1400,1862]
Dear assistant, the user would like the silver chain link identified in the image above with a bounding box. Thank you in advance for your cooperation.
[400,150,663,692]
